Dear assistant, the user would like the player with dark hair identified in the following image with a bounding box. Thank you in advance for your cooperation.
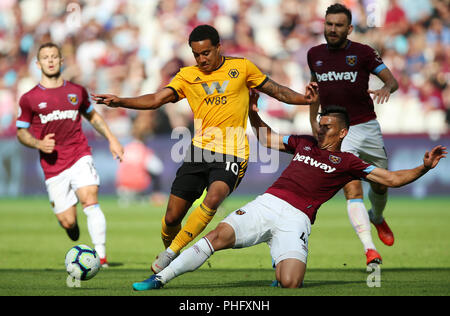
[131,91,446,290]
[307,3,399,265]
[16,42,124,267]
[93,24,316,275]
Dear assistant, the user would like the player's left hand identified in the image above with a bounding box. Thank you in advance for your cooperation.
[110,138,124,162]
[423,145,447,170]
[368,87,391,104]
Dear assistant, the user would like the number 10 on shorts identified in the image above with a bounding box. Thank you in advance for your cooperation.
[225,161,239,175]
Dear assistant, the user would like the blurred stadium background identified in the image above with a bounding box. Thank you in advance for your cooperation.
[0,0,449,199]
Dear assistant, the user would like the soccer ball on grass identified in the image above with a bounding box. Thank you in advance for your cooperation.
[65,244,101,280]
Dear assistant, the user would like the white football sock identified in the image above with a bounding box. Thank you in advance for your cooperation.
[368,189,388,224]
[158,237,214,284]
[83,204,106,258]
[347,199,376,252]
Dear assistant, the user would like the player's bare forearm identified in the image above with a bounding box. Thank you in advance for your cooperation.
[17,128,39,149]
[85,110,124,161]
[378,68,399,93]
[85,111,121,145]
[17,128,55,153]
[258,79,311,105]
[117,94,163,110]
[377,76,398,96]
[309,102,320,139]
[367,146,446,187]
[372,166,429,188]
[248,110,285,151]
[85,111,111,139]
[92,88,175,110]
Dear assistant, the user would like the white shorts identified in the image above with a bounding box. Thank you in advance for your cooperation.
[221,193,311,265]
[341,119,388,169]
[45,155,100,214]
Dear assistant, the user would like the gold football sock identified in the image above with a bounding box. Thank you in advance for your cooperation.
[161,217,181,249]
[169,203,216,254]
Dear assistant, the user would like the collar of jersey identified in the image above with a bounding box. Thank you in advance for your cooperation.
[326,40,352,51]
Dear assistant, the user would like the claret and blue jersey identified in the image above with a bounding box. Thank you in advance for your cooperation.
[307,40,387,126]
[265,135,375,224]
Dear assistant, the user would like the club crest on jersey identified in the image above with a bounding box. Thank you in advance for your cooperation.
[346,55,357,66]
[67,94,78,105]
[235,209,246,215]
[329,154,342,164]
[228,69,239,79]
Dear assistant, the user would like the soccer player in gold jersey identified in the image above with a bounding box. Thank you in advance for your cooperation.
[93,25,316,276]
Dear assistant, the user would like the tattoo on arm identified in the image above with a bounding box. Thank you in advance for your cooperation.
[258,79,301,104]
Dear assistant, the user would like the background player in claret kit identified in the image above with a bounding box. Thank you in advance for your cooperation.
[93,24,316,277]
[16,42,124,267]
[307,3,399,265]
[131,91,446,290]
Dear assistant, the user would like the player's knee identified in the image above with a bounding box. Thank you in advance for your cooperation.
[344,184,363,199]
[371,183,388,195]
[205,223,235,251]
[203,184,229,209]
[203,194,225,210]
[164,210,183,226]
[279,274,304,288]
[59,217,76,230]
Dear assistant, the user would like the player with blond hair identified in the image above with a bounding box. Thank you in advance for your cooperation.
[16,42,124,267]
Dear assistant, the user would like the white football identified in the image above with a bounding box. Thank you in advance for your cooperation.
[65,244,101,280]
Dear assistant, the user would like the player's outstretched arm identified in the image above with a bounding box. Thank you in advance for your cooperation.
[257,79,318,106]
[366,145,447,187]
[248,90,287,152]
[91,87,176,110]
[17,128,55,154]
[83,109,124,162]
[368,68,399,104]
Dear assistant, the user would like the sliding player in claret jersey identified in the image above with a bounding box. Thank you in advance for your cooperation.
[16,43,124,267]
[131,91,445,290]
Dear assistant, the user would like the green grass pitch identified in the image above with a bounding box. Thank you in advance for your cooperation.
[0,195,449,296]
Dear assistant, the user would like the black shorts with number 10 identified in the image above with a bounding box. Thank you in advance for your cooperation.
[171,144,248,203]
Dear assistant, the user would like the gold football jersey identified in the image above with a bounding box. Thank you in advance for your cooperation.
[167,57,267,159]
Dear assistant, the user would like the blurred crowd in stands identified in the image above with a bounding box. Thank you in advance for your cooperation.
[0,0,449,139]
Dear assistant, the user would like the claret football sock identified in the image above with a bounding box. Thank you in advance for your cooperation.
[161,217,181,249]
[368,189,388,224]
[169,203,216,254]
[347,199,376,252]
[83,204,106,259]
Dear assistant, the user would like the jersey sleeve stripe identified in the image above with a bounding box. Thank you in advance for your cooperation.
[282,135,291,145]
[254,76,269,89]
[86,104,94,113]
[363,165,376,174]
[16,120,30,128]
[372,64,387,74]
[165,86,179,102]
